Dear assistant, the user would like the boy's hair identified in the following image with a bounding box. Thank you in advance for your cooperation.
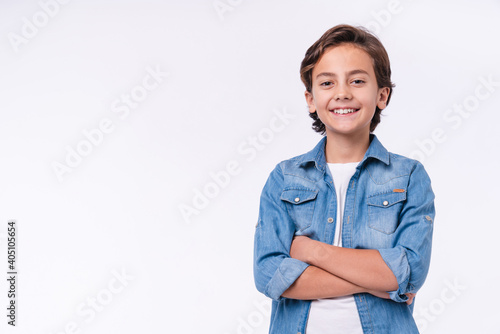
[300,24,395,134]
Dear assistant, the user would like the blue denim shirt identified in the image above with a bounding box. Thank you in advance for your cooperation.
[253,134,435,334]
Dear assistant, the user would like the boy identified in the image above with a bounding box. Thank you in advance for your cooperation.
[253,24,435,333]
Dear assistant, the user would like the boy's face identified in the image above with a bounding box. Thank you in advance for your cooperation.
[305,43,390,138]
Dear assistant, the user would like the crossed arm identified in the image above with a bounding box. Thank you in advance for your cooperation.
[282,236,415,305]
[254,163,434,305]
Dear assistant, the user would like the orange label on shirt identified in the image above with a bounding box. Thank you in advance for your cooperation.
[393,189,405,193]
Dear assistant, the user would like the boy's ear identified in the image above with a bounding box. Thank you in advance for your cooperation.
[305,90,316,113]
[377,87,390,109]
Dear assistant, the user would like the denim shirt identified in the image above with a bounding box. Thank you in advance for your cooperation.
[253,134,435,334]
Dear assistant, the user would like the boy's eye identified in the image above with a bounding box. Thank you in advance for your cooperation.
[352,79,365,85]
[320,81,333,87]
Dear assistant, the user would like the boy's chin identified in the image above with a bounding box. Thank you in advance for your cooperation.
[325,126,371,138]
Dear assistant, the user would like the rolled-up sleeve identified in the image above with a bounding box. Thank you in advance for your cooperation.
[253,164,310,301]
[378,161,435,303]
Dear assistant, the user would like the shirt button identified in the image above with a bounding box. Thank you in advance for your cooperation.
[425,215,433,221]
[294,197,300,203]
[327,217,334,223]
[383,200,389,206]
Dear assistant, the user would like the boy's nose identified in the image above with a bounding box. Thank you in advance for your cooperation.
[334,85,352,100]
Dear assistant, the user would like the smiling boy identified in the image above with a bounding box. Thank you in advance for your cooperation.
[253,25,435,333]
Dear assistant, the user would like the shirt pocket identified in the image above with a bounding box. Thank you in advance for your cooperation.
[280,188,318,232]
[367,190,406,235]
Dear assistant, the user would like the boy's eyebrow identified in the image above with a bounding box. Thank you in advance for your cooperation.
[316,69,370,79]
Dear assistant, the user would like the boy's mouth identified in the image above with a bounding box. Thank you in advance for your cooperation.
[331,108,360,115]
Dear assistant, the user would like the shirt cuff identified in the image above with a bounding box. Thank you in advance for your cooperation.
[378,247,411,303]
[265,257,309,301]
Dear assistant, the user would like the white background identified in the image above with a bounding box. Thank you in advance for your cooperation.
[0,0,499,333]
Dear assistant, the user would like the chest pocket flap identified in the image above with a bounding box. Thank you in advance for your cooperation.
[367,191,406,207]
[367,190,406,234]
[280,188,318,204]
[280,188,318,232]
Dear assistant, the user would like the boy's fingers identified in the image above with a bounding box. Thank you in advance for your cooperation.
[405,293,416,305]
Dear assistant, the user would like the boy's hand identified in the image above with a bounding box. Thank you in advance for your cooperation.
[367,290,416,305]
[405,293,416,305]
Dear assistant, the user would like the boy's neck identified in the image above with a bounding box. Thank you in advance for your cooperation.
[324,131,371,163]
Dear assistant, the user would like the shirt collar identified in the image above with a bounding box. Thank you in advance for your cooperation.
[296,134,390,172]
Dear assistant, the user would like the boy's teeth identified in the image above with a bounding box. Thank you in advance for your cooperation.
[333,108,356,114]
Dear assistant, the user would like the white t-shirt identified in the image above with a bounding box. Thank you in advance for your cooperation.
[305,162,363,334]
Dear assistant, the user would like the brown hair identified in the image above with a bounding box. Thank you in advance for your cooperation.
[300,24,395,134]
